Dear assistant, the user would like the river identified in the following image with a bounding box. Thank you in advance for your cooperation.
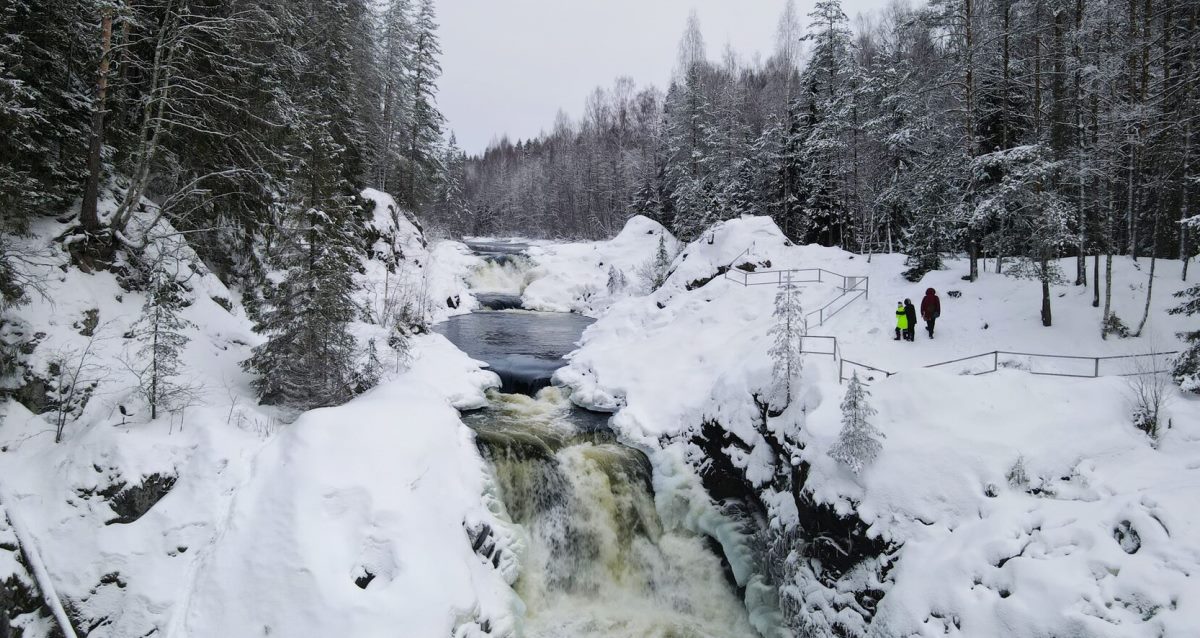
[434,240,759,638]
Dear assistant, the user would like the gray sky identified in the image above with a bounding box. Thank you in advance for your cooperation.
[436,0,895,155]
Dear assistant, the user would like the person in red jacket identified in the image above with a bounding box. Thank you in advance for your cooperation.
[920,288,941,339]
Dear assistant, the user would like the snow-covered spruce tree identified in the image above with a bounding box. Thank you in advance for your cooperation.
[246,0,370,412]
[1170,282,1200,394]
[828,372,883,475]
[769,278,805,408]
[403,0,446,211]
[640,235,673,291]
[0,0,92,229]
[129,258,194,420]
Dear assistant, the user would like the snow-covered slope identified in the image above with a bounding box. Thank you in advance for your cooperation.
[521,215,679,316]
[0,191,514,637]
[555,215,1200,637]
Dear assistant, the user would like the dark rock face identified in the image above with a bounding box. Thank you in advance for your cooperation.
[474,293,523,311]
[686,266,730,291]
[685,407,894,632]
[103,474,178,525]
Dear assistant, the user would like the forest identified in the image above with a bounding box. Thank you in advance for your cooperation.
[1,0,450,409]
[457,0,1199,310]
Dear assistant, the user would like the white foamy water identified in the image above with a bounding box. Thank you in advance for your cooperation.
[474,390,758,638]
[469,255,538,294]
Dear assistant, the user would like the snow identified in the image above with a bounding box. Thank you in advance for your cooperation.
[550,214,1200,637]
[0,190,516,637]
[175,335,515,638]
[521,215,679,316]
[4,195,1198,637]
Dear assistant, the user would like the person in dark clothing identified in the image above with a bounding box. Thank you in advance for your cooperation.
[920,288,941,338]
[903,299,917,341]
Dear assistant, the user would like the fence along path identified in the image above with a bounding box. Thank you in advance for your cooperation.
[720,249,1176,384]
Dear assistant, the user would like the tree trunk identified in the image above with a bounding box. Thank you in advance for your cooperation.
[1093,253,1100,307]
[1134,210,1160,336]
[1102,252,1113,339]
[1041,273,1052,327]
[80,10,115,234]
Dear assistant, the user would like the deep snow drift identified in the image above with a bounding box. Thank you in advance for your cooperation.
[552,215,1200,637]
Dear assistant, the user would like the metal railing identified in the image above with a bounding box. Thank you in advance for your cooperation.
[836,348,1178,384]
[723,264,871,333]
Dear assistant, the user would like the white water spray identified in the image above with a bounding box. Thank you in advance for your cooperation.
[469,256,538,295]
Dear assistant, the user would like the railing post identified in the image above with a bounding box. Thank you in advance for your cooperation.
[1094,358,1100,378]
[993,351,998,373]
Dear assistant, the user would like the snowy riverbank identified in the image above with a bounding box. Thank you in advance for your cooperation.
[554,215,1200,637]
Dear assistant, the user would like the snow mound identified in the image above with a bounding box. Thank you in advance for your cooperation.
[521,215,679,316]
[177,335,516,637]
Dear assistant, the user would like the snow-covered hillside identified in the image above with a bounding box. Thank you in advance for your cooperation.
[554,215,1200,637]
[0,191,516,637]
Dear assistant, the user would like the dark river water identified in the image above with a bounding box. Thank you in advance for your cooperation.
[435,310,594,395]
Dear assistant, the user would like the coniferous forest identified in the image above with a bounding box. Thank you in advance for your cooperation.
[457,0,1199,295]
[1,0,447,409]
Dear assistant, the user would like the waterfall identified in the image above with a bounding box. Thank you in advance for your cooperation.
[469,254,537,296]
[472,390,756,638]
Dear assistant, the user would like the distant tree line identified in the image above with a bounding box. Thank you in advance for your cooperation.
[455,0,1199,328]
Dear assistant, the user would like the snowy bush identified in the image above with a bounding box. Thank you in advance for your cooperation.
[1006,455,1029,488]
[606,265,628,295]
[126,259,196,421]
[1127,369,1172,441]
[828,373,883,475]
[1103,312,1132,339]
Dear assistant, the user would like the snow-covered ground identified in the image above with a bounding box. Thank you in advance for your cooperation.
[552,215,1200,637]
[0,190,518,637]
[4,202,1197,637]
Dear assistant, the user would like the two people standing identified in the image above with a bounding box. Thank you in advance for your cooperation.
[895,288,941,341]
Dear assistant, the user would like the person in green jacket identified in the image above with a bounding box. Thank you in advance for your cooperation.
[894,301,908,341]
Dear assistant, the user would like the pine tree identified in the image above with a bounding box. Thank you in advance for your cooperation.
[640,234,673,291]
[0,0,92,231]
[1170,280,1200,394]
[130,256,194,420]
[403,0,446,211]
[769,277,805,408]
[793,0,855,247]
[828,373,883,475]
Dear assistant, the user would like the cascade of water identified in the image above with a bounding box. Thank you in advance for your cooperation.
[447,241,770,637]
[473,391,756,638]
[469,255,537,295]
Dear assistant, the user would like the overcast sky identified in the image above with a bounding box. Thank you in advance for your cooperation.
[436,0,896,155]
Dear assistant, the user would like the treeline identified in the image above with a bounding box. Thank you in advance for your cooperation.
[0,0,448,410]
[457,0,1198,298]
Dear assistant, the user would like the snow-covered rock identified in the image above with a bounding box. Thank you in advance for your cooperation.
[521,215,679,316]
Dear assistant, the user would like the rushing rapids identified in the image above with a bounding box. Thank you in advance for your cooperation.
[437,242,760,637]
